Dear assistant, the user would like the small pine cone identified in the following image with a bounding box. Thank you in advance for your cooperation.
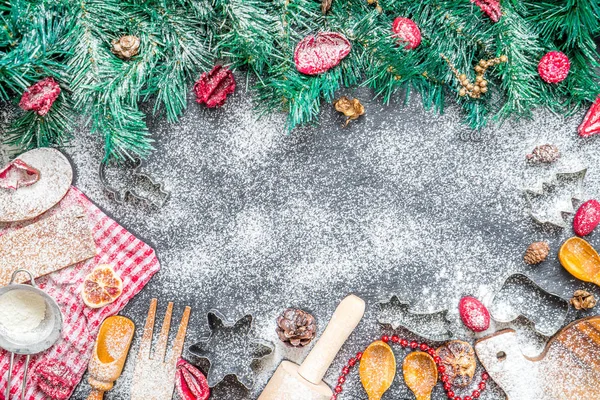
[571,290,597,310]
[276,308,316,347]
[111,35,140,60]
[524,241,550,265]
[526,144,560,163]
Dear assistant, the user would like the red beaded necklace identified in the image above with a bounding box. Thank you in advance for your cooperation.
[331,335,490,400]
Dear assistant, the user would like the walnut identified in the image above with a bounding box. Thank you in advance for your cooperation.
[571,290,596,310]
[436,340,476,387]
[524,241,550,265]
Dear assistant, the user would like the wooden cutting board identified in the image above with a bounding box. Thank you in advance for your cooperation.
[475,316,600,400]
[0,207,97,286]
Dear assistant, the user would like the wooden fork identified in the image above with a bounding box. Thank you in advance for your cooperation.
[130,299,191,400]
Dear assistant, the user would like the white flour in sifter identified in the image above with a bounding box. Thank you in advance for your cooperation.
[0,290,46,337]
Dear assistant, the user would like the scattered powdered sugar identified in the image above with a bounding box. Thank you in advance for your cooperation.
[11,74,596,400]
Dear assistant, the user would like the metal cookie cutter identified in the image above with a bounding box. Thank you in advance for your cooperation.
[489,273,569,337]
[377,295,453,341]
[99,159,170,208]
[188,311,273,389]
[1,270,63,400]
[524,169,587,228]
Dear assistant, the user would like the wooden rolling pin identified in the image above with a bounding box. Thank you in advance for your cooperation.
[87,316,135,400]
[259,294,365,400]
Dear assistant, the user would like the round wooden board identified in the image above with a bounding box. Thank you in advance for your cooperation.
[0,148,73,222]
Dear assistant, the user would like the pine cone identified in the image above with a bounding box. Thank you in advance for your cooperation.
[526,144,560,163]
[276,308,316,347]
[111,35,140,60]
[571,290,596,310]
[524,241,550,265]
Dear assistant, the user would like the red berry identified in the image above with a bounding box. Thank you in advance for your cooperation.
[573,200,600,236]
[420,343,429,351]
[391,17,421,50]
[455,396,462,400]
[434,356,441,364]
[391,335,399,343]
[356,352,363,360]
[538,51,570,84]
[438,365,446,373]
[479,382,486,390]
[194,65,236,108]
[410,341,418,349]
[465,397,472,400]
[472,390,481,398]
[338,376,345,384]
[472,0,501,22]
[427,348,436,356]
[442,375,450,383]
[400,339,409,347]
[579,95,600,137]
[482,372,489,380]
[330,395,337,400]
[342,366,349,375]
[459,296,490,332]
[382,335,390,343]
[335,385,343,394]
[444,383,451,391]
[18,77,61,116]
[348,358,356,367]
[447,391,455,398]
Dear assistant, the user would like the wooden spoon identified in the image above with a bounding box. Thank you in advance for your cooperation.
[559,237,600,285]
[403,351,438,400]
[87,316,135,400]
[359,340,396,400]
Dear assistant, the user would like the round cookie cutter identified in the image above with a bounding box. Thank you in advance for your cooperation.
[0,269,63,400]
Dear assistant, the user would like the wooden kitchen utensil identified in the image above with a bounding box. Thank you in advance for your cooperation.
[130,299,191,400]
[475,316,600,399]
[359,340,396,400]
[258,294,365,400]
[559,237,600,285]
[403,351,438,400]
[87,316,135,399]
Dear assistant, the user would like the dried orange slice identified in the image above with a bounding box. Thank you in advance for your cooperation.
[82,265,123,308]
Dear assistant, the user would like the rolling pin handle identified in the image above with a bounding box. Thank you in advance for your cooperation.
[298,294,365,385]
[86,389,105,400]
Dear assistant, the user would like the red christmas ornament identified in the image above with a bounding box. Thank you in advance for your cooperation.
[538,51,570,84]
[31,360,77,400]
[19,77,61,116]
[471,0,501,22]
[573,199,600,237]
[392,17,422,50]
[175,358,210,400]
[0,159,40,190]
[194,65,236,108]
[458,296,490,333]
[579,96,600,137]
[294,32,351,75]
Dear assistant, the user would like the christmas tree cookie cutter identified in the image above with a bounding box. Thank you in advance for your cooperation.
[99,159,170,208]
[188,310,274,389]
[376,295,453,341]
[489,273,569,337]
[524,169,586,228]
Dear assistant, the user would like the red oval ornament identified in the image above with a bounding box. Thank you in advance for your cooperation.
[459,296,490,333]
[574,199,600,237]
[294,32,351,75]
[538,51,570,84]
[392,17,421,50]
[175,358,210,400]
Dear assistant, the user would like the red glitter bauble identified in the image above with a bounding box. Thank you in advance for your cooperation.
[294,32,351,75]
[538,51,570,84]
[19,77,61,116]
[392,17,421,50]
[579,95,600,137]
[194,65,236,108]
[458,296,490,332]
[471,0,501,22]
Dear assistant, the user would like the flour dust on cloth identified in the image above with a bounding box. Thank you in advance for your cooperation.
[0,187,160,400]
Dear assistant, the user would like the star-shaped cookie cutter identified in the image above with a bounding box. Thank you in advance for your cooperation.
[188,310,273,389]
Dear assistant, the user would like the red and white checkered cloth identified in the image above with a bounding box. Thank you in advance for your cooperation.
[0,187,160,400]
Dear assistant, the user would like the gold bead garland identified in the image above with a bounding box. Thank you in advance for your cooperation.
[440,54,508,99]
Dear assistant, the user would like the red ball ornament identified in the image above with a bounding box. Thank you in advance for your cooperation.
[194,65,236,108]
[19,77,61,116]
[538,51,570,84]
[471,0,501,22]
[459,296,490,332]
[579,95,600,137]
[392,17,421,50]
[294,32,351,75]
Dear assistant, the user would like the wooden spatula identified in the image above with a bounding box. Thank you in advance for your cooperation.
[87,316,135,399]
[403,351,438,400]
